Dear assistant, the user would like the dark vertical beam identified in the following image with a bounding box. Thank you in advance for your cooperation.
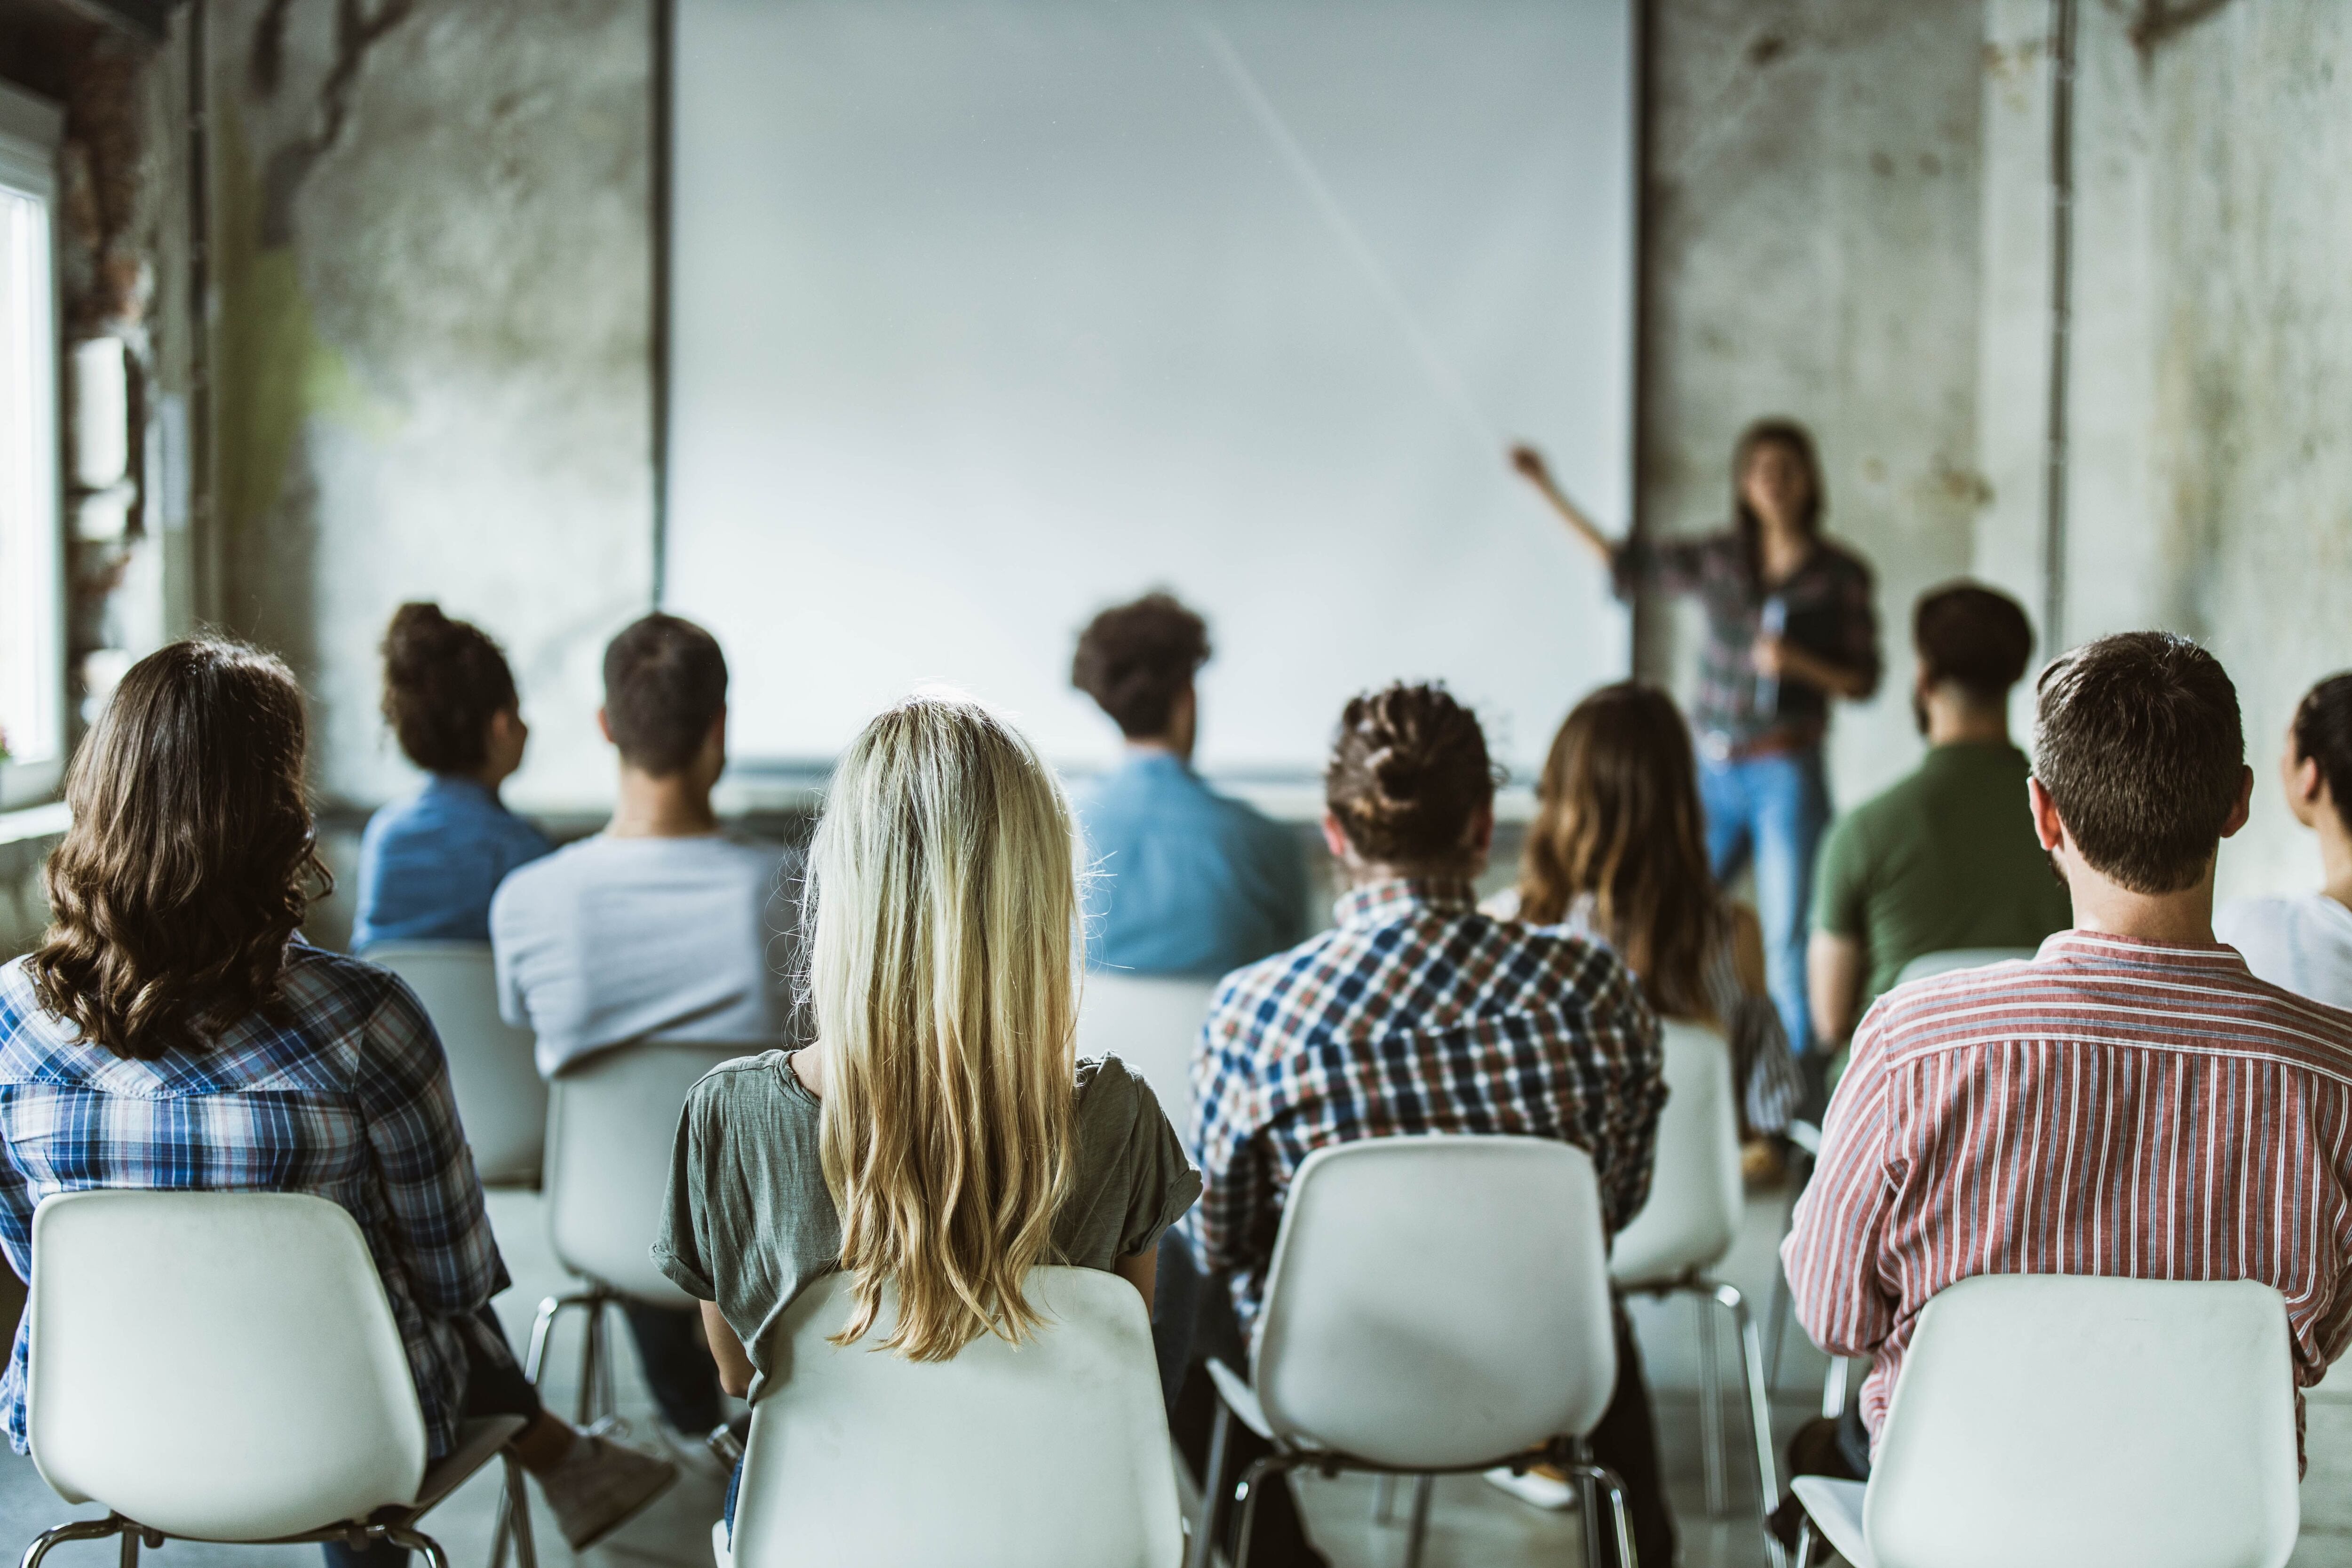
[1627,0,1659,681]
[2042,0,2076,653]
[185,0,214,624]
[649,0,675,609]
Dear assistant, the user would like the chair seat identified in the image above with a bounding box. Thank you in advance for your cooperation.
[1205,1358,1274,1442]
[1792,1475,1871,1568]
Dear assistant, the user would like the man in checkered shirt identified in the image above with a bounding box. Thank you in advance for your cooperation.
[1177,682,1670,1568]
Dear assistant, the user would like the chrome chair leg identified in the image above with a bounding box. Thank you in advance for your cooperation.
[1569,1436,1605,1568]
[383,1524,451,1568]
[1228,1453,1304,1568]
[1716,1281,1788,1568]
[1794,1519,1817,1568]
[500,1450,538,1568]
[1560,1459,1637,1568]
[1186,1401,1232,1568]
[20,1516,128,1568]
[1370,1471,1397,1526]
[1400,1474,1434,1568]
[1695,1287,1726,1515]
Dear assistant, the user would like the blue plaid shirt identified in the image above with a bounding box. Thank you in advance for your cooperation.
[1191,879,1667,1330]
[0,945,511,1459]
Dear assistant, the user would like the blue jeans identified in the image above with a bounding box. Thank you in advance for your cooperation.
[1700,748,1832,1055]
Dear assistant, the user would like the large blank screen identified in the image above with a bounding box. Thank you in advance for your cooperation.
[669,0,1633,781]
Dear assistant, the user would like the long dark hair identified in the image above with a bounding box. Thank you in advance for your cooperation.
[1731,417,1826,588]
[1517,683,1724,1019]
[28,639,331,1060]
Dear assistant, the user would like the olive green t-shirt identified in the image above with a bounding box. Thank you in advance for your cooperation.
[1812,742,2073,1014]
[652,1050,1200,1404]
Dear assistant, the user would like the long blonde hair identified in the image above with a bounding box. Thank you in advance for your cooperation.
[805,692,1081,1360]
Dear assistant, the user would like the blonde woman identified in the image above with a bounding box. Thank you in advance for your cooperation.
[653,692,1200,1538]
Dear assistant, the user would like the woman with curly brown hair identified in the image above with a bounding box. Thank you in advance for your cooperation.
[1494,683,1799,1149]
[351,603,551,951]
[0,640,673,1565]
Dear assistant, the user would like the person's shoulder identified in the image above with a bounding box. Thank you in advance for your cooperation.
[285,941,411,1013]
[683,1047,809,1124]
[1815,534,1876,582]
[1073,1051,1154,1120]
[1486,914,1637,1000]
[2216,893,2311,941]
[1207,931,1334,1016]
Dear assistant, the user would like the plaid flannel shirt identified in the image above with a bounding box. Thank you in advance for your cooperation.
[0,945,510,1459]
[1190,879,1666,1331]
[1612,530,1880,749]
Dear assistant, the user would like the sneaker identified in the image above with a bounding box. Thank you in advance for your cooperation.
[1741,1137,1788,1188]
[535,1429,680,1551]
[1484,1463,1578,1510]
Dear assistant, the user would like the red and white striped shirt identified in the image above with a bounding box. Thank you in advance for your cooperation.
[1784,930,2352,1458]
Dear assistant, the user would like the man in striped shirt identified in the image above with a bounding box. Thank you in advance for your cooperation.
[1783,632,2352,1499]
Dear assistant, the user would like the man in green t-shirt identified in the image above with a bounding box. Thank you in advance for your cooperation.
[1808,583,2073,1047]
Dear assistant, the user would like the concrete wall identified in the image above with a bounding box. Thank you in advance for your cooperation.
[1639,0,1989,810]
[207,0,654,815]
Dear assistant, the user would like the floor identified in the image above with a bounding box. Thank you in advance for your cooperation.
[3,1178,2350,1568]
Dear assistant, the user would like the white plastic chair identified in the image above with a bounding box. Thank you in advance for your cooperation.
[1609,1021,1783,1564]
[1891,947,2037,987]
[1191,1136,1634,1568]
[1790,1274,2298,1568]
[366,941,548,1188]
[716,1266,1180,1568]
[525,1040,745,1425]
[1077,972,1221,1141]
[21,1189,533,1567]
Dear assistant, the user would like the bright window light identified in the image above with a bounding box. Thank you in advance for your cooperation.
[0,88,61,787]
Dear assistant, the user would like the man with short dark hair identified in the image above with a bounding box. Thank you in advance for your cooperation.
[1781,631,2352,1494]
[491,613,805,1446]
[1806,581,2070,1047]
[1069,591,1308,975]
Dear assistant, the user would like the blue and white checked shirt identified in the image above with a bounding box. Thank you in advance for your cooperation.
[1191,879,1667,1330]
[0,945,511,1458]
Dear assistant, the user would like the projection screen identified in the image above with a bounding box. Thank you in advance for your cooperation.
[667,0,1635,786]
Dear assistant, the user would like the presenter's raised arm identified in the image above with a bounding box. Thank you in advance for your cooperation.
[1509,443,1615,562]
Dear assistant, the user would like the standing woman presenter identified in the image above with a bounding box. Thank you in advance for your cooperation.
[1510,420,1880,1061]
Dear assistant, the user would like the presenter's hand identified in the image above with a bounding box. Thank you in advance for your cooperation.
[1750,634,1788,679]
[1508,443,1551,484]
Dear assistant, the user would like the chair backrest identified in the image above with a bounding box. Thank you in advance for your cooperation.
[1075,972,1220,1143]
[1893,947,2037,986]
[1866,1274,2299,1568]
[546,1040,745,1305]
[27,1189,427,1540]
[730,1266,1181,1568]
[366,941,547,1186]
[1250,1136,1615,1469]
[1607,1019,1742,1286]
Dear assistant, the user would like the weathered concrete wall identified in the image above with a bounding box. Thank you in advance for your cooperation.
[2048,0,2352,901]
[1641,0,1989,809]
[207,0,654,814]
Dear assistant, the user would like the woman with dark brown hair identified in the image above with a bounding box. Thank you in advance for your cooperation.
[1509,420,1881,1061]
[0,639,671,1566]
[351,603,551,950]
[1493,682,1800,1148]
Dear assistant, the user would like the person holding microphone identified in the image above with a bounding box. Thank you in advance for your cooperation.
[1510,419,1879,1067]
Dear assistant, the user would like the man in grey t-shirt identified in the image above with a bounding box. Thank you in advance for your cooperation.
[490,613,806,1443]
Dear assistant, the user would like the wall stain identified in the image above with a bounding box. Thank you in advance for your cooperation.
[248,0,419,245]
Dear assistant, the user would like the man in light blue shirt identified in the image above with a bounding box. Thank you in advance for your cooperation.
[1068,593,1310,976]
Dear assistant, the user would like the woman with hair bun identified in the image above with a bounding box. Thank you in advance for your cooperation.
[1183,681,1671,1568]
[2217,672,2352,1007]
[352,604,552,950]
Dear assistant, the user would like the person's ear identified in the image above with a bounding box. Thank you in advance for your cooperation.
[1320,811,1353,863]
[2291,752,2325,807]
[2027,776,2066,853]
[2220,764,2256,840]
[595,707,614,746]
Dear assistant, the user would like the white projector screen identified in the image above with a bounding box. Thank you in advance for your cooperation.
[668,0,1634,784]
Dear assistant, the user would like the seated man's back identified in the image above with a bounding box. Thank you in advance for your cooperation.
[1074,755,1306,976]
[492,832,802,1077]
[1788,934,2352,1441]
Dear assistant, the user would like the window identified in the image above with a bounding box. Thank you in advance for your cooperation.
[0,83,62,807]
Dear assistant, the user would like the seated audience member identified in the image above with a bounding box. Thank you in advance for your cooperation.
[0,641,674,1566]
[1808,581,2069,1049]
[1184,682,1672,1568]
[1494,682,1800,1163]
[2218,672,2352,1006]
[493,613,803,1445]
[1068,592,1310,975]
[352,603,552,950]
[1780,632,2352,1519]
[654,693,1200,1544]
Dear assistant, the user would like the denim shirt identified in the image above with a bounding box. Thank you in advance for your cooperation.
[1070,752,1310,979]
[353,776,553,950]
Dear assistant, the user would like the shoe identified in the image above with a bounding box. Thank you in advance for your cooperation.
[1741,1137,1788,1188]
[535,1428,680,1551]
[1484,1463,1577,1510]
